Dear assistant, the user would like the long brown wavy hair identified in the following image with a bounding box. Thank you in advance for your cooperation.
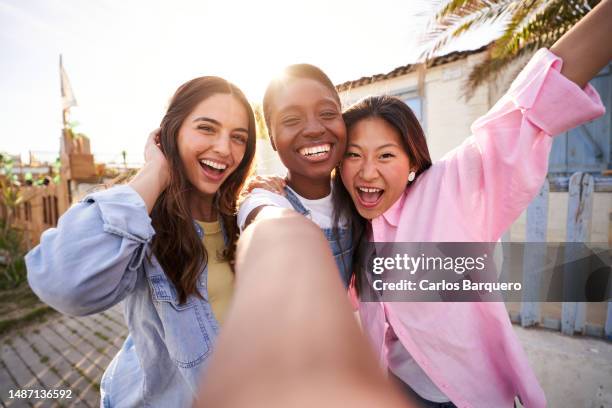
[151,76,256,304]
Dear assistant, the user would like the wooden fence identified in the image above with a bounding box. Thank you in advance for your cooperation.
[506,172,611,340]
[10,183,65,249]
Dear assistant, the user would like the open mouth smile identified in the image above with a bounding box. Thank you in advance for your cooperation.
[355,186,384,209]
[297,143,332,162]
[199,158,229,182]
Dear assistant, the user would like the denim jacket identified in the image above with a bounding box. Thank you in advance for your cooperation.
[283,187,353,286]
[26,185,219,407]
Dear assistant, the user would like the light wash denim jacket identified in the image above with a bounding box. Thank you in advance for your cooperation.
[26,185,219,407]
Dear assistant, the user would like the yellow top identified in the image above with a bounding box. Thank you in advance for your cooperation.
[197,220,234,325]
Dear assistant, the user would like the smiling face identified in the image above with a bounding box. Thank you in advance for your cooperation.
[177,93,249,198]
[269,78,346,182]
[341,117,413,220]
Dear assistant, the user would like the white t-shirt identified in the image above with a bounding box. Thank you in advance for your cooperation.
[238,187,344,231]
[387,325,450,403]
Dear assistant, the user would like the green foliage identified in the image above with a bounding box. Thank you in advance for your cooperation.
[0,152,24,218]
[0,152,27,289]
[0,219,26,289]
[65,120,88,140]
[53,157,61,184]
[422,0,601,97]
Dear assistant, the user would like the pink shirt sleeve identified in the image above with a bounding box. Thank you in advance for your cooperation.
[439,48,605,241]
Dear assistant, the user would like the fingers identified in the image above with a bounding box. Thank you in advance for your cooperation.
[244,175,287,195]
[144,128,166,165]
[273,178,286,194]
[263,176,286,195]
[145,128,161,153]
[243,176,259,194]
[148,128,161,146]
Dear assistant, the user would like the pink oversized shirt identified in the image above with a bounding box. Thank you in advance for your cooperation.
[357,49,605,408]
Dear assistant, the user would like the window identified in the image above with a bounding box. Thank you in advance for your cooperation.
[53,196,59,226]
[393,89,424,129]
[24,202,32,221]
[342,87,425,129]
[548,64,610,175]
[42,196,48,224]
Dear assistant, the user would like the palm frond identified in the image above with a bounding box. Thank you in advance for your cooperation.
[436,0,502,20]
[422,0,601,97]
[462,44,536,97]
[490,0,586,59]
[421,0,513,61]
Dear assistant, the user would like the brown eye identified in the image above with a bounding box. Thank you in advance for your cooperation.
[282,118,300,126]
[198,125,215,133]
[321,110,338,119]
[232,134,247,145]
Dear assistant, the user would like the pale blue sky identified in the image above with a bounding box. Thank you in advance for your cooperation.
[0,0,497,164]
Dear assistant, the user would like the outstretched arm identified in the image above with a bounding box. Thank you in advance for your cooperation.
[443,2,608,242]
[550,0,612,87]
[196,212,411,408]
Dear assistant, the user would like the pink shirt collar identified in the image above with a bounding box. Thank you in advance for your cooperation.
[380,189,407,227]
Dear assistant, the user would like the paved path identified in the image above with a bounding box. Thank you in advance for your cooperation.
[0,305,127,407]
[513,325,612,408]
[1,304,611,408]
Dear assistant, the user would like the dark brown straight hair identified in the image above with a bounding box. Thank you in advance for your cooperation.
[332,95,432,294]
[151,76,256,304]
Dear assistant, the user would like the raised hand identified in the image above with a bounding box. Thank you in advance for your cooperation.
[550,0,612,88]
[129,128,171,213]
[143,128,170,189]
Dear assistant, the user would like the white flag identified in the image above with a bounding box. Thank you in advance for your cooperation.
[60,55,77,111]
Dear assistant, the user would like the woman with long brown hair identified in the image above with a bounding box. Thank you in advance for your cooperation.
[26,76,257,406]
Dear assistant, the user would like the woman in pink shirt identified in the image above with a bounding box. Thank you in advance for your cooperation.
[336,2,611,407]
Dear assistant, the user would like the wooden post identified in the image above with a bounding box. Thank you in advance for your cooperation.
[605,303,612,340]
[561,172,594,335]
[606,211,612,340]
[521,180,549,327]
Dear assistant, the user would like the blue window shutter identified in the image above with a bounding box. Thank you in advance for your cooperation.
[549,64,611,175]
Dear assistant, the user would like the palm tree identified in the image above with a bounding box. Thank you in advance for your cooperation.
[421,0,601,96]
[251,103,269,140]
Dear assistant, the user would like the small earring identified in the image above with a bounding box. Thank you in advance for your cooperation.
[408,171,416,182]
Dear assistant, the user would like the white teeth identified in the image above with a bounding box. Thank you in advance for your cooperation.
[200,159,227,170]
[299,144,331,156]
[358,187,382,193]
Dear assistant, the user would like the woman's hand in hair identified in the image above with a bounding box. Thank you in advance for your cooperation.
[144,128,168,170]
[129,128,170,213]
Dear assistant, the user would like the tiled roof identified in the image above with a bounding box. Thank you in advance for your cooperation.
[335,45,489,92]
